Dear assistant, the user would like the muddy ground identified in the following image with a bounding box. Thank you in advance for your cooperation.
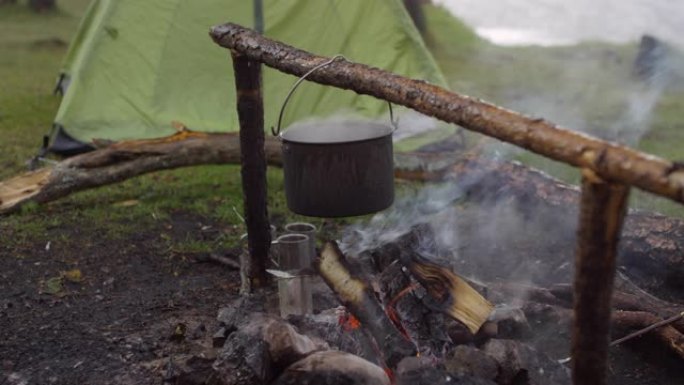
[0,211,245,385]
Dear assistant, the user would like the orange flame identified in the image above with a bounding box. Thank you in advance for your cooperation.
[338,312,362,331]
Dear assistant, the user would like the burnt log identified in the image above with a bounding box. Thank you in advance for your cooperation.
[316,242,417,369]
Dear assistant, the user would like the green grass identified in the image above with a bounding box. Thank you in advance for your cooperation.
[2,1,684,250]
[424,3,684,216]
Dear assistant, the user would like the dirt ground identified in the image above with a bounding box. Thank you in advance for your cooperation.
[0,211,243,385]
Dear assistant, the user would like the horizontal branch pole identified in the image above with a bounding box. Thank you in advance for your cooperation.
[210,23,684,204]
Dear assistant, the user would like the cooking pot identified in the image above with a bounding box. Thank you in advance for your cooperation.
[274,56,396,217]
[280,120,394,217]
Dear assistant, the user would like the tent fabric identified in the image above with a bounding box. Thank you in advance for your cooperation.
[52,0,447,152]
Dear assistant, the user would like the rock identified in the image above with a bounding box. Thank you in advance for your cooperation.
[482,339,571,385]
[212,313,327,385]
[287,309,367,358]
[395,356,497,385]
[216,294,267,330]
[489,307,532,339]
[273,350,390,385]
[445,345,498,382]
[212,327,228,348]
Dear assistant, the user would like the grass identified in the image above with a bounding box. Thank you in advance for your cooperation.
[423,3,684,216]
[2,1,684,249]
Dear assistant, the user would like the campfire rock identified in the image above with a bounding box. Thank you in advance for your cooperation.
[216,294,268,331]
[482,339,571,385]
[489,307,532,340]
[272,350,390,385]
[287,309,368,359]
[211,313,327,385]
[395,355,497,385]
[444,345,498,382]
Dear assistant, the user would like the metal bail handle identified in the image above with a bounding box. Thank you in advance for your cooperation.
[271,55,399,136]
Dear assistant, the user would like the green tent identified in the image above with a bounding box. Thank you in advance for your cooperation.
[50,0,447,155]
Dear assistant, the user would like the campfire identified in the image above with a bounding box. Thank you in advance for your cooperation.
[192,196,683,385]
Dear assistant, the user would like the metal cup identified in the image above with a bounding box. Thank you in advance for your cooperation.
[271,233,313,317]
[284,222,317,262]
[273,233,310,270]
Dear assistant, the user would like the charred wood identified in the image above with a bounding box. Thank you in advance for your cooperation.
[316,242,417,368]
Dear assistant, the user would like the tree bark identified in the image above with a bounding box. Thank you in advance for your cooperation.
[571,170,630,385]
[209,23,684,205]
[232,53,270,290]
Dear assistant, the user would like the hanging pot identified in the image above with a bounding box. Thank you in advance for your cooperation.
[273,56,396,217]
[280,120,394,217]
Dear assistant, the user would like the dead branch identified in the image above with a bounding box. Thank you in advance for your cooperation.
[0,130,281,215]
[612,311,684,360]
[210,23,684,204]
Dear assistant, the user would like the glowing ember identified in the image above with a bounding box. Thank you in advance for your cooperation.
[337,309,362,331]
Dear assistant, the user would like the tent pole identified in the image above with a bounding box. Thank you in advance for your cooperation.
[253,0,263,34]
[231,52,271,292]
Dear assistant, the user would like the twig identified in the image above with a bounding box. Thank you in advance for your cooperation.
[610,311,684,346]
[194,253,241,269]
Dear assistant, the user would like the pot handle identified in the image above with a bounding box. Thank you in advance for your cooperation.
[271,55,399,136]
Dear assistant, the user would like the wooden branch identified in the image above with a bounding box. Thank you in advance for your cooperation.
[0,130,284,215]
[210,23,684,204]
[232,53,271,290]
[521,303,684,362]
[572,170,630,385]
[316,242,417,369]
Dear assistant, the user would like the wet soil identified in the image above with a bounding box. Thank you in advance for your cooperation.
[0,211,242,385]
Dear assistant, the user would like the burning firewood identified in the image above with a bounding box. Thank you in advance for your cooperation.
[388,225,494,334]
[316,241,417,369]
[401,252,494,334]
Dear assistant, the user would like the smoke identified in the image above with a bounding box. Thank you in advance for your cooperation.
[339,168,578,289]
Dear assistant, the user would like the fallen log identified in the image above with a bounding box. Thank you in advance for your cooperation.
[0,128,281,215]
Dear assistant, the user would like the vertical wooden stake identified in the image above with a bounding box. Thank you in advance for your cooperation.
[232,52,271,291]
[572,169,630,385]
